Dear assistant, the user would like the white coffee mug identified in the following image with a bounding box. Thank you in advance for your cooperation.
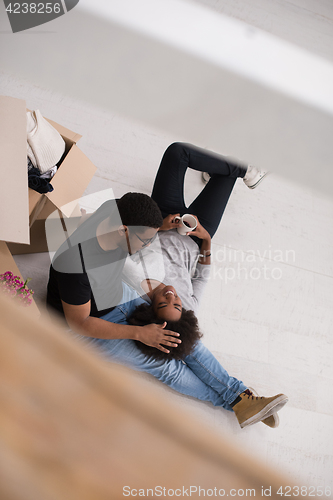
[175,214,197,236]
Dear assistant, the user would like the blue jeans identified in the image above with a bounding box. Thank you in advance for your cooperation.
[83,283,247,411]
[90,337,246,411]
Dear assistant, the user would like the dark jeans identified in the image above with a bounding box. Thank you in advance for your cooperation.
[151,143,246,242]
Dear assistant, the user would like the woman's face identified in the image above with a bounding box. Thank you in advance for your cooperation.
[152,285,182,322]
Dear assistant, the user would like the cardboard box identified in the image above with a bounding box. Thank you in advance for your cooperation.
[0,95,96,252]
[0,96,97,313]
[7,215,82,255]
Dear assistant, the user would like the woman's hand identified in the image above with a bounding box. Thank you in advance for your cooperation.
[159,213,181,231]
[136,323,182,353]
[187,215,211,242]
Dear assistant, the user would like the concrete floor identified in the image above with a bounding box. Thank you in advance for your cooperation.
[2,71,332,493]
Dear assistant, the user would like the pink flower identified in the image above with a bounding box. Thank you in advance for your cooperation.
[0,271,34,307]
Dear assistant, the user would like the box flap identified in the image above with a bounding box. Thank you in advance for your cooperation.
[28,188,43,217]
[0,96,30,244]
[29,194,48,227]
[0,241,40,317]
[45,145,97,218]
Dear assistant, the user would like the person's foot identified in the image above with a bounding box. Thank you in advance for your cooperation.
[202,172,211,184]
[231,389,288,429]
[243,165,268,189]
[248,387,279,428]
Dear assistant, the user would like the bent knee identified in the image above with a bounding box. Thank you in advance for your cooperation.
[163,142,188,159]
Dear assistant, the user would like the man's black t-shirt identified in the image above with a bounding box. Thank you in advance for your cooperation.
[46,199,128,318]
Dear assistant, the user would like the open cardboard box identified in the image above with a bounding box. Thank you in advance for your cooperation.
[0,95,97,313]
[0,95,96,251]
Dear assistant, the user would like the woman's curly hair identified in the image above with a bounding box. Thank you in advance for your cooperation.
[128,303,202,361]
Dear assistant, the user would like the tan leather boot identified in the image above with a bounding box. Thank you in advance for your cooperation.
[248,387,279,428]
[231,389,288,428]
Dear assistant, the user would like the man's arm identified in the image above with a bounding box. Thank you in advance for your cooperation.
[61,300,181,353]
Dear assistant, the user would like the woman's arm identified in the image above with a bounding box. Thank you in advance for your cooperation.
[186,216,212,304]
[186,216,212,265]
[198,236,211,265]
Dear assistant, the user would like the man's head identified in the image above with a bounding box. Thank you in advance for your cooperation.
[117,193,163,228]
[116,193,163,254]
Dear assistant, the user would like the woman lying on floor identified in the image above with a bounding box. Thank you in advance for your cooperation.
[75,143,288,429]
